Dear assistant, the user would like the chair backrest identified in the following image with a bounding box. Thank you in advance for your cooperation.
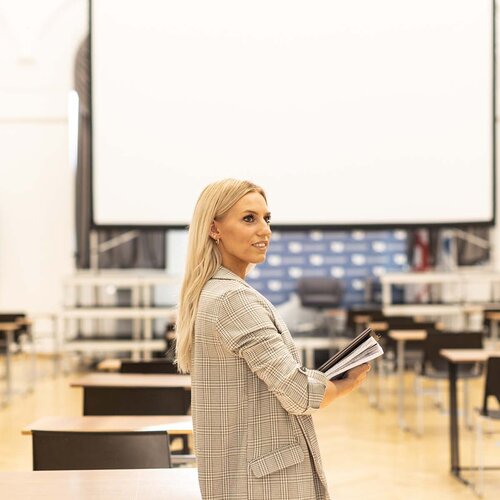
[32,430,171,471]
[296,277,343,308]
[84,387,191,416]
[482,356,500,415]
[346,307,383,326]
[482,308,500,329]
[0,313,25,323]
[120,360,178,374]
[422,331,483,375]
[386,317,419,329]
[0,313,26,342]
[385,319,439,353]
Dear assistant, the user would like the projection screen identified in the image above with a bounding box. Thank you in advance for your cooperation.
[90,0,494,227]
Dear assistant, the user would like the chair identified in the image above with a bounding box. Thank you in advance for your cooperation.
[415,331,483,435]
[373,317,438,411]
[84,384,191,455]
[32,430,172,470]
[482,308,500,340]
[294,277,343,367]
[474,357,500,496]
[344,306,383,338]
[0,314,26,359]
[84,387,190,416]
[119,360,189,454]
[120,359,178,374]
[384,317,436,369]
[296,277,343,310]
[0,313,35,395]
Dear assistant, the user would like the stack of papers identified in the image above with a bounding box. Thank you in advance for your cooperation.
[317,328,384,380]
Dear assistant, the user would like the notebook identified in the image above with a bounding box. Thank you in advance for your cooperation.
[317,327,384,380]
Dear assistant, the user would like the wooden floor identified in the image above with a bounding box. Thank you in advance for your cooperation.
[1,357,499,499]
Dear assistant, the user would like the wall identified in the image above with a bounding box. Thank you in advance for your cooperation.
[0,0,88,313]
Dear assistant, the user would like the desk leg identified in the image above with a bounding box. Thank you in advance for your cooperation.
[132,286,141,361]
[4,331,13,404]
[492,319,499,348]
[397,339,407,430]
[144,318,153,361]
[448,361,462,480]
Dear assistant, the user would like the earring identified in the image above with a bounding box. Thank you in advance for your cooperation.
[215,239,220,246]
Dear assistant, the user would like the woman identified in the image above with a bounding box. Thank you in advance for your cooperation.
[176,179,370,500]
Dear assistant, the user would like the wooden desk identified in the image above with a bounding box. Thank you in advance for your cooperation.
[353,315,371,334]
[0,322,18,405]
[440,349,500,486]
[353,315,370,324]
[70,374,191,416]
[0,468,201,499]
[70,373,191,389]
[485,311,500,347]
[97,358,122,372]
[22,415,193,436]
[368,321,388,331]
[96,358,178,374]
[388,329,427,430]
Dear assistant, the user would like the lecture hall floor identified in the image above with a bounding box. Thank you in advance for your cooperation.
[0,359,498,499]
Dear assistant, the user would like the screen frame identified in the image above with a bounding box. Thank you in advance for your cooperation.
[88,0,496,231]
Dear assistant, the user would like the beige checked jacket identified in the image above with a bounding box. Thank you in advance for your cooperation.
[191,266,331,500]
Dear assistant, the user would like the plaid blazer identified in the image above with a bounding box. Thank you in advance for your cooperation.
[192,266,331,500]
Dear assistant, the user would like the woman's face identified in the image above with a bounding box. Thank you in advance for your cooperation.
[212,191,272,278]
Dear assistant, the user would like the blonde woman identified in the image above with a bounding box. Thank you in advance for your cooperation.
[176,179,370,500]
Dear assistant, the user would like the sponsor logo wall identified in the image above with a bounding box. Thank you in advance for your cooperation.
[246,230,409,306]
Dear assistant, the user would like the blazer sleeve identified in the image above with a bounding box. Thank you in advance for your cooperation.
[215,287,328,415]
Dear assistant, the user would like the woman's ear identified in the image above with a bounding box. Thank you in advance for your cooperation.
[210,221,220,239]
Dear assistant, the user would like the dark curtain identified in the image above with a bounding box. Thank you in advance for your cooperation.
[74,35,166,269]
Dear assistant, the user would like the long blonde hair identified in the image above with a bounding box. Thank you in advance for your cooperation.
[175,179,266,373]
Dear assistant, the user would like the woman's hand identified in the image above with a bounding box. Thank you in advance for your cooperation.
[339,362,371,394]
[320,363,371,408]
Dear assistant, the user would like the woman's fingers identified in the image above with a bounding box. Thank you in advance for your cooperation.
[347,363,371,379]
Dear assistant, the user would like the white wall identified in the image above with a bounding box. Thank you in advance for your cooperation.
[0,0,88,313]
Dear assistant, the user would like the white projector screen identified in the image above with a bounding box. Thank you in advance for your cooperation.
[91,0,494,227]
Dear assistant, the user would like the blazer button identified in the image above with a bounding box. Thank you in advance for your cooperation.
[299,366,307,374]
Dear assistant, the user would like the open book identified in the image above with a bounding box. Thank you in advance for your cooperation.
[317,328,384,380]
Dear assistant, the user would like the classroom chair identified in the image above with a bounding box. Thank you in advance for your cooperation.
[414,331,483,436]
[32,430,172,470]
[120,359,178,374]
[474,356,500,497]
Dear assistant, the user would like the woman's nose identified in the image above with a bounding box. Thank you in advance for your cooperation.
[258,221,272,236]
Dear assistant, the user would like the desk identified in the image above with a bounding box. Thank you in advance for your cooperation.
[440,349,500,485]
[70,373,191,389]
[388,330,427,430]
[97,358,122,372]
[293,336,349,368]
[0,322,18,405]
[353,315,371,334]
[485,311,500,347]
[22,415,193,436]
[71,374,191,416]
[0,468,201,499]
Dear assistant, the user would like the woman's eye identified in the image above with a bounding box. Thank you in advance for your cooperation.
[243,214,271,224]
